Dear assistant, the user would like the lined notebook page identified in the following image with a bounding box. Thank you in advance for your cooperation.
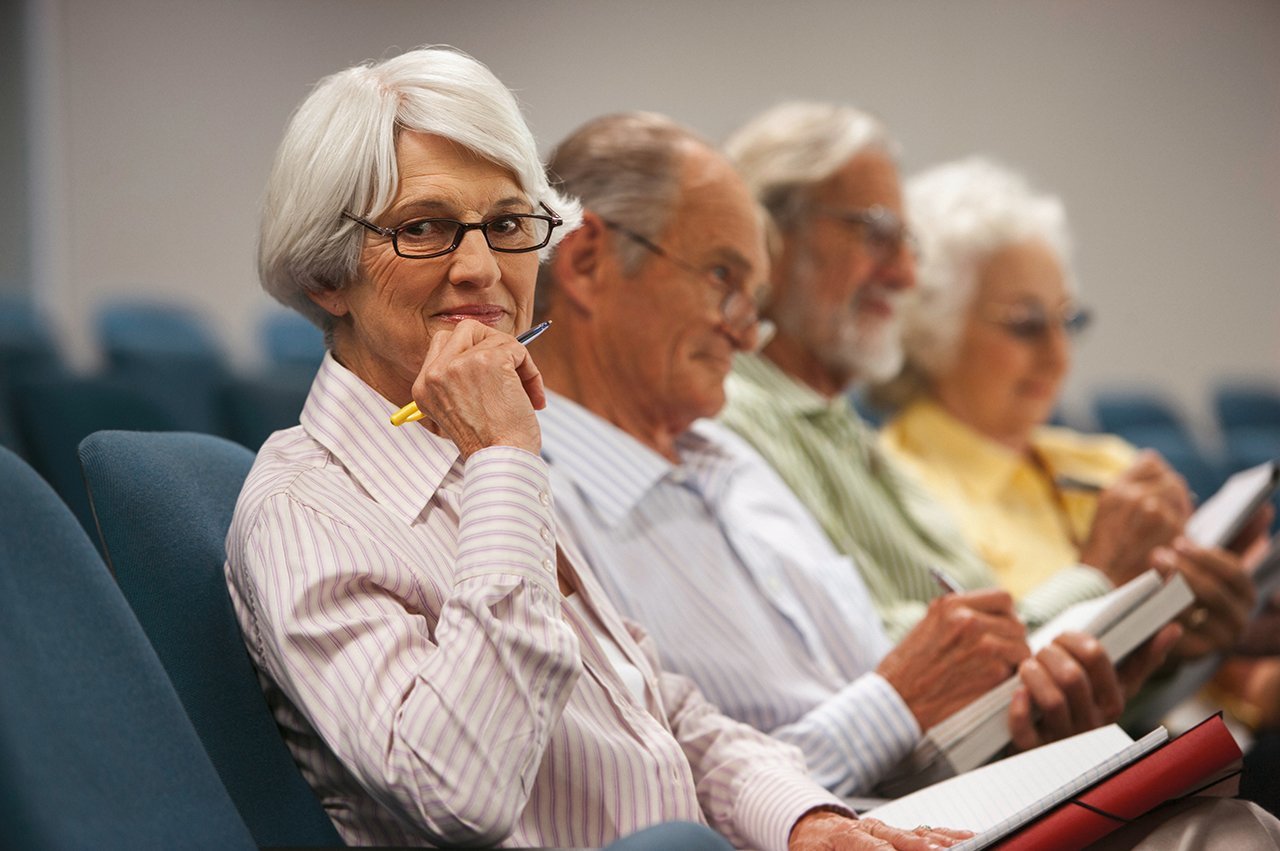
[864,725,1167,847]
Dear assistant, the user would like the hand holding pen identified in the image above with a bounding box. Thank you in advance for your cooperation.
[392,320,552,426]
[929,565,963,596]
[395,319,551,459]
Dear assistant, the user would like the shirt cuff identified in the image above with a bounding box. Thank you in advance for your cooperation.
[455,446,558,593]
[1018,563,1114,629]
[733,765,854,851]
[784,672,921,797]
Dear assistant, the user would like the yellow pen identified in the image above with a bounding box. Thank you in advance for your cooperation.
[390,320,552,426]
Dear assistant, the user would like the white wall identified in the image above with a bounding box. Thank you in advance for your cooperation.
[26,0,1280,438]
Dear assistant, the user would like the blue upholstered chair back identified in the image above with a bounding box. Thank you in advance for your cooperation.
[96,301,224,365]
[262,310,325,371]
[0,444,255,850]
[1093,390,1188,437]
[94,301,231,434]
[12,373,182,538]
[222,369,311,450]
[78,430,344,848]
[1215,383,1280,433]
[0,295,62,375]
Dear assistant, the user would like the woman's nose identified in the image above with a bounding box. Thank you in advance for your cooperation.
[445,229,501,287]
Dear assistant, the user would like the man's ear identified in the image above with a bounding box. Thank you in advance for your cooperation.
[306,285,350,318]
[549,211,611,313]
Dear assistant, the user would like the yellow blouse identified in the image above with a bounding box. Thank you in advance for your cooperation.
[881,400,1137,600]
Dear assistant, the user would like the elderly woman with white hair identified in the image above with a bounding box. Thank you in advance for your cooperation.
[880,157,1265,663]
[226,46,964,851]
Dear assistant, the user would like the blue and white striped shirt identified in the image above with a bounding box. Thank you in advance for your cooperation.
[539,392,920,797]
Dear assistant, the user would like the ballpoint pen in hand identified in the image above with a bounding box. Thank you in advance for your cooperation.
[1053,473,1105,494]
[389,320,552,426]
[929,565,963,596]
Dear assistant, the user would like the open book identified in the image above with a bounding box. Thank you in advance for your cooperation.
[866,714,1241,850]
[865,714,1241,851]
[881,570,1194,795]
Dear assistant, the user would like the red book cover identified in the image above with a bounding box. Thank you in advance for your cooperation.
[995,715,1242,851]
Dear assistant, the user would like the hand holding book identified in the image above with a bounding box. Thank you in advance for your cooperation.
[880,569,1195,796]
[1158,539,1254,661]
[877,589,1029,730]
[1008,624,1180,754]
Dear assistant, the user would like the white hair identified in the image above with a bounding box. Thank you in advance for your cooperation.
[902,156,1075,379]
[259,45,582,327]
[723,101,894,229]
[725,101,903,389]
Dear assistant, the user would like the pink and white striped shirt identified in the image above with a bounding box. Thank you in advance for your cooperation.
[224,353,844,849]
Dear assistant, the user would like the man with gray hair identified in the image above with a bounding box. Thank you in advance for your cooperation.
[719,102,1256,656]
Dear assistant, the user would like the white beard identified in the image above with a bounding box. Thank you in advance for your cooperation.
[842,307,904,384]
[773,286,905,390]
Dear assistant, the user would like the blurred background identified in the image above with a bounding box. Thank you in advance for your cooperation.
[1,0,1277,498]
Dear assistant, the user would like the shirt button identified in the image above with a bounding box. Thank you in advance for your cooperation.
[541,558,555,573]
[538,491,551,506]
[540,527,552,543]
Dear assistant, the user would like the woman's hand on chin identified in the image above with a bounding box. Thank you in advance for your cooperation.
[411,318,545,458]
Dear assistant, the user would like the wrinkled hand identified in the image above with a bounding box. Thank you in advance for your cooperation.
[410,319,545,458]
[1226,506,1276,655]
[878,590,1030,730]
[789,810,971,850]
[1080,451,1192,586]
[1160,539,1256,661]
[1007,623,1180,752]
[1229,504,1274,567]
[1008,632,1123,752]
[1117,622,1183,698]
[1238,591,1280,656]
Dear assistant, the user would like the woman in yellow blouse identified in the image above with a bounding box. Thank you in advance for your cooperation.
[879,157,1195,598]
[879,156,1278,728]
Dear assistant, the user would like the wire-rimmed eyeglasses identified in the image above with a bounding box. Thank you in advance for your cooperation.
[814,205,920,264]
[981,302,1093,342]
[600,218,767,342]
[342,203,563,259]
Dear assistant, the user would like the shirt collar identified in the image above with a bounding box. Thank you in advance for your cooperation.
[893,399,1022,500]
[300,352,461,525]
[729,351,876,467]
[538,392,727,528]
[730,352,858,422]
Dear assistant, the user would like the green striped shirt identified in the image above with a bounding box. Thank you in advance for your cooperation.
[721,353,1110,640]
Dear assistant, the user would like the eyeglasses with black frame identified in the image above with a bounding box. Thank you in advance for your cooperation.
[981,302,1093,342]
[814,205,920,264]
[600,218,767,341]
[342,202,563,259]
